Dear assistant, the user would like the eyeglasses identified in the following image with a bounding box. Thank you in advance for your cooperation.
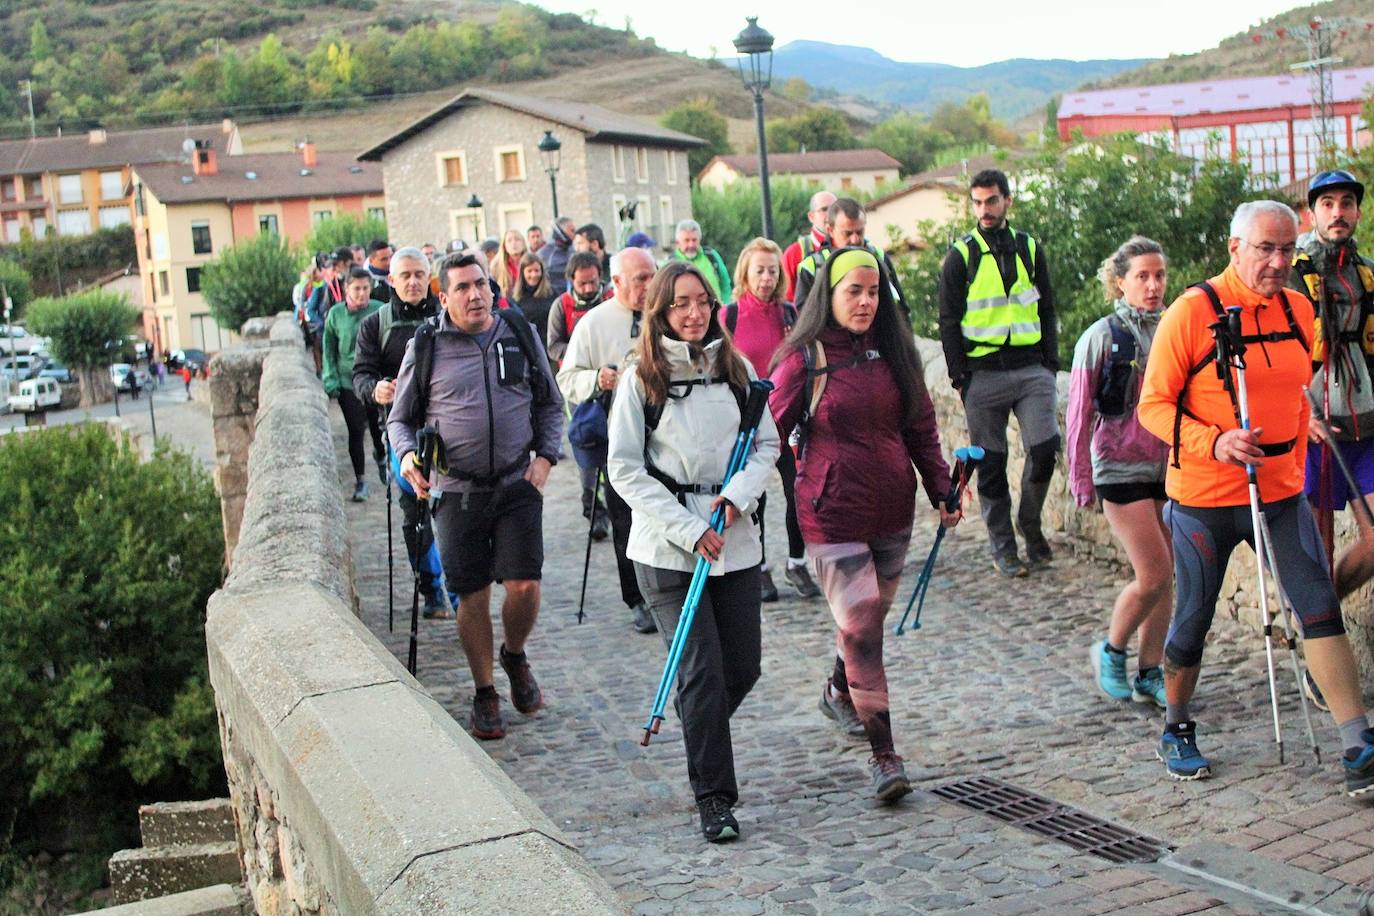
[1241,240,1297,260]
[668,296,715,314]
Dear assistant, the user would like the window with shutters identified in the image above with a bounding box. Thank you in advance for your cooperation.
[494,145,526,182]
[436,150,467,187]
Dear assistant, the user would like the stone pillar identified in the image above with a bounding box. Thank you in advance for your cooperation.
[209,348,269,570]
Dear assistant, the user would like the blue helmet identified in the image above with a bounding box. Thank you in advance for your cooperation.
[1308,169,1364,208]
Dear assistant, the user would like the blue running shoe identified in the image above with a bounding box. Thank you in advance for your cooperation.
[1157,721,1212,780]
[1344,734,1374,798]
[1132,667,1167,708]
[1091,639,1132,701]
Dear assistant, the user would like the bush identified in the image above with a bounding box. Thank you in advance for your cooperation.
[690,178,821,275]
[199,231,299,331]
[302,212,388,259]
[0,225,136,300]
[27,289,139,406]
[0,260,33,320]
[0,426,225,870]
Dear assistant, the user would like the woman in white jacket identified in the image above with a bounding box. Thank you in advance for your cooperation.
[608,260,781,844]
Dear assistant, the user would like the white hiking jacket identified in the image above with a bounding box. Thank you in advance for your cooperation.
[607,336,781,575]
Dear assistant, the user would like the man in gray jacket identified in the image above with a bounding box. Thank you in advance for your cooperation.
[390,251,565,741]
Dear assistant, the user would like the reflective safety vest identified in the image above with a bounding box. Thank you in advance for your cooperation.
[953,228,1041,359]
[1292,250,1374,364]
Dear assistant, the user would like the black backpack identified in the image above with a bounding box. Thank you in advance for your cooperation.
[723,302,798,335]
[1093,316,1138,418]
[410,307,550,421]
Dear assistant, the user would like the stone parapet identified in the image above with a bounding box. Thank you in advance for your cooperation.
[205,315,622,915]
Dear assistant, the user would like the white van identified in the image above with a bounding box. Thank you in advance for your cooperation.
[8,377,61,412]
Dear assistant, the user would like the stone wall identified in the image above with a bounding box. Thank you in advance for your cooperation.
[914,337,1374,682]
[205,316,621,915]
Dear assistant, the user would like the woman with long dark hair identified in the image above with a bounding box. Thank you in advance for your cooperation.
[512,252,556,340]
[769,248,958,802]
[607,260,780,842]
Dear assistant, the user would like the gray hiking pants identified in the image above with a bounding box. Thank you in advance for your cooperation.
[962,364,1061,560]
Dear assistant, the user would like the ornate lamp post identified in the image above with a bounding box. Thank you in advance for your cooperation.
[465,193,483,241]
[537,130,562,220]
[733,17,776,240]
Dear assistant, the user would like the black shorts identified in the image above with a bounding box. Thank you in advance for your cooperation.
[432,479,544,596]
[1097,480,1167,505]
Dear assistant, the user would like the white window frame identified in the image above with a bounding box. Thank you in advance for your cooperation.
[4,220,19,243]
[493,144,526,183]
[98,205,130,229]
[659,195,674,236]
[635,147,650,184]
[57,174,83,205]
[190,220,212,255]
[664,150,678,184]
[611,146,626,183]
[450,208,486,242]
[312,210,333,225]
[636,194,650,229]
[435,149,468,188]
[366,206,386,221]
[258,213,279,234]
[56,208,91,236]
[498,202,534,235]
[31,216,47,238]
[99,170,124,201]
[610,194,628,231]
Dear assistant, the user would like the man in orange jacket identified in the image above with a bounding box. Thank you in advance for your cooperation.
[1138,200,1374,796]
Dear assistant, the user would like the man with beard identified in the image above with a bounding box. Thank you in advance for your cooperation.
[354,246,455,618]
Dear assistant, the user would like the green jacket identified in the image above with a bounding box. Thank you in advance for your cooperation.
[671,247,733,302]
[322,299,384,396]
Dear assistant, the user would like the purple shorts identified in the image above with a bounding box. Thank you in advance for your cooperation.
[1304,437,1374,510]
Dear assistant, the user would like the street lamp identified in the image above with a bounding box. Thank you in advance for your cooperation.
[537,130,561,220]
[734,17,776,240]
[465,193,483,241]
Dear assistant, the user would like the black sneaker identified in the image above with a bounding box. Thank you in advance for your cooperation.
[784,563,821,598]
[870,751,912,803]
[819,679,866,738]
[591,511,610,542]
[632,602,657,634]
[697,795,739,843]
[500,644,543,714]
[470,691,505,740]
[760,568,779,603]
[351,479,369,502]
[422,592,451,619]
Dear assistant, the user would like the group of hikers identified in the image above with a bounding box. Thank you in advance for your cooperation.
[307,166,1374,844]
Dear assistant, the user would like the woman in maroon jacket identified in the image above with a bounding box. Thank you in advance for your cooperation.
[769,247,959,803]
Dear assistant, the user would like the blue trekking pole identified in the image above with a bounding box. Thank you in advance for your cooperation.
[641,379,773,746]
[895,446,984,635]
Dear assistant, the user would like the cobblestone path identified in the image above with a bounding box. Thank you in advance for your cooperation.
[331,412,1373,914]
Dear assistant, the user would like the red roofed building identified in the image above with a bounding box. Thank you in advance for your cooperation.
[1057,67,1374,185]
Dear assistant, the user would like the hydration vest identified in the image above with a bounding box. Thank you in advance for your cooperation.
[1291,249,1374,364]
[953,227,1041,358]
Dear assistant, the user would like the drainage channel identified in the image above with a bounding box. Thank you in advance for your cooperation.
[928,776,1373,913]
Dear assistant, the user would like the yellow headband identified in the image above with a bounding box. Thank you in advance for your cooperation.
[828,249,880,289]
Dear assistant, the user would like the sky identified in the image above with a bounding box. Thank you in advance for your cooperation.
[532,0,1306,68]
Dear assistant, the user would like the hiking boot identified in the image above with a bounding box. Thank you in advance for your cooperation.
[1091,640,1133,701]
[697,795,740,842]
[870,751,912,803]
[784,563,821,598]
[351,479,369,502]
[1304,668,1330,713]
[500,644,543,714]
[1132,667,1167,709]
[422,592,451,620]
[590,511,609,542]
[992,552,1028,578]
[470,691,505,740]
[632,602,657,634]
[760,568,779,603]
[1345,730,1374,798]
[1157,721,1211,780]
[818,679,866,738]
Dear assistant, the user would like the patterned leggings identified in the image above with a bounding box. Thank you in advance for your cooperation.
[811,529,912,753]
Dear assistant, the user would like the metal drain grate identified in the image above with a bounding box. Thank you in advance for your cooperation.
[931,776,1172,864]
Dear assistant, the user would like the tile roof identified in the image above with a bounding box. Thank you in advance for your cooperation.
[134,150,382,205]
[358,87,705,161]
[0,123,232,175]
[705,149,901,178]
[1059,66,1374,120]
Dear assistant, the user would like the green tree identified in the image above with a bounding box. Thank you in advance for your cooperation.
[865,113,951,177]
[780,77,811,103]
[929,94,1017,149]
[690,178,817,273]
[0,425,224,867]
[766,108,857,154]
[0,260,34,320]
[199,232,299,332]
[27,289,139,406]
[661,98,731,179]
[304,212,388,256]
[29,20,52,63]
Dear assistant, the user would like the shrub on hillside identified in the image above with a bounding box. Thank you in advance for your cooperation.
[200,231,299,331]
[0,226,136,299]
[0,426,225,870]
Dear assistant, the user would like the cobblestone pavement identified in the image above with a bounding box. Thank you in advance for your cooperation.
[330,407,1374,913]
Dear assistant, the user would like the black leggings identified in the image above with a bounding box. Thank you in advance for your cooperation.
[337,390,383,479]
[757,446,805,561]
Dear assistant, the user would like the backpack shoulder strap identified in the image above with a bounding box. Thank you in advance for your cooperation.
[782,303,798,329]
[724,303,738,334]
[1013,231,1035,282]
[958,233,982,288]
[1276,289,1308,354]
[411,318,437,421]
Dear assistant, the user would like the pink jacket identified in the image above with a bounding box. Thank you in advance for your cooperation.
[769,324,949,544]
[730,291,790,378]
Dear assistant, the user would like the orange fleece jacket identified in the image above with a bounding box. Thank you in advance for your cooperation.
[1137,265,1313,508]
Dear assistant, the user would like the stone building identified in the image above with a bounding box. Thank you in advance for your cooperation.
[358,88,702,251]
[697,148,901,195]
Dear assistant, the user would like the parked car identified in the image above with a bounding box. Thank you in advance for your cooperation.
[0,354,48,381]
[0,325,48,356]
[166,348,209,374]
[8,377,61,413]
[38,361,72,384]
[110,363,150,392]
